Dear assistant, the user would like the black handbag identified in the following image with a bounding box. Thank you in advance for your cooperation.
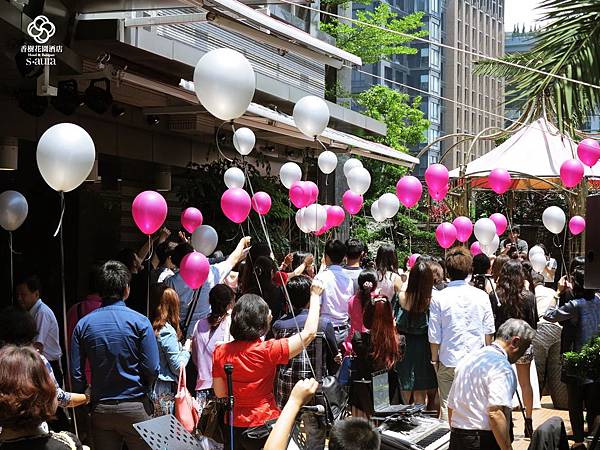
[315,334,348,426]
[197,398,226,444]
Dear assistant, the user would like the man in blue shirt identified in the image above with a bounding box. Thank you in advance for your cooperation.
[71,260,159,450]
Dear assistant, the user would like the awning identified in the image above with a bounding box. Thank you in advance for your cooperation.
[193,0,362,68]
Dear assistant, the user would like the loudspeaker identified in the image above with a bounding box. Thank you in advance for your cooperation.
[585,195,600,289]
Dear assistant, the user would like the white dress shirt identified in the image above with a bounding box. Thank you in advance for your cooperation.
[428,280,495,368]
[29,299,62,361]
[448,344,516,430]
[535,284,558,325]
[314,264,354,327]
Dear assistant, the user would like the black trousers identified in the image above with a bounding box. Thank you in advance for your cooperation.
[449,429,501,450]
[224,426,268,450]
[567,381,600,442]
[91,398,153,450]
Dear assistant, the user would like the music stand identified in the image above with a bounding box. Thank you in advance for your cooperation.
[133,414,207,450]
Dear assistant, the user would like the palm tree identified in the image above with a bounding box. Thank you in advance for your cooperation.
[476,0,600,136]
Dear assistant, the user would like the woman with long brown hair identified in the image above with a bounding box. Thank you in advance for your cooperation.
[395,260,438,406]
[490,259,538,437]
[351,292,404,417]
[151,286,191,416]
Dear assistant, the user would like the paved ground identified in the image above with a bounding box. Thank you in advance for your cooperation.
[513,396,571,450]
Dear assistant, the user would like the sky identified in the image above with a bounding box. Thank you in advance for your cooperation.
[504,0,544,31]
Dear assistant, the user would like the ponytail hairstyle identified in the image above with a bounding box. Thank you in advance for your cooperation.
[363,298,400,369]
[208,284,235,328]
[357,269,378,309]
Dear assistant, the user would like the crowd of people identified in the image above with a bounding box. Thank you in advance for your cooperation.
[0,223,599,450]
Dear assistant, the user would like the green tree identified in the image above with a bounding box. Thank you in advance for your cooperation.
[350,85,437,259]
[321,3,426,65]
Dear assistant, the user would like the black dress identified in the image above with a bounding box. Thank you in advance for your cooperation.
[0,431,83,450]
[489,290,538,331]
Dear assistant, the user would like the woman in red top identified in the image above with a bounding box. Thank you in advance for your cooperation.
[212,280,323,450]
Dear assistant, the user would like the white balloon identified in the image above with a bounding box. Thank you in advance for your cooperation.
[370,200,385,223]
[378,193,400,219]
[192,225,219,256]
[303,204,327,232]
[295,208,311,233]
[279,162,302,189]
[317,151,338,174]
[530,253,547,274]
[481,234,500,256]
[542,206,566,234]
[0,190,28,231]
[528,245,545,259]
[233,128,255,156]
[343,158,363,177]
[293,96,330,138]
[347,167,371,195]
[36,123,96,192]
[474,218,497,245]
[193,48,256,121]
[224,167,245,189]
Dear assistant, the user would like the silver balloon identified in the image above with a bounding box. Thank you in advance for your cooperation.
[233,128,255,156]
[474,218,496,245]
[36,123,96,192]
[193,48,256,121]
[279,162,302,189]
[343,158,363,177]
[481,234,500,256]
[0,190,28,231]
[224,167,245,189]
[293,96,330,138]
[347,167,371,195]
[303,204,327,232]
[378,193,400,219]
[191,225,219,256]
[317,151,338,174]
[371,200,386,223]
[542,206,566,234]
[530,253,547,273]
[528,245,545,259]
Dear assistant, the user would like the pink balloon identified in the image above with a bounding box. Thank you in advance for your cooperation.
[489,213,508,236]
[577,138,600,167]
[560,159,584,188]
[181,207,203,234]
[435,222,457,249]
[569,215,586,235]
[470,241,482,256]
[407,253,420,269]
[342,190,363,215]
[326,205,345,228]
[314,224,330,236]
[453,216,473,243]
[179,251,210,289]
[221,188,251,224]
[488,169,512,195]
[131,191,168,235]
[305,181,319,205]
[430,184,449,202]
[396,176,423,208]
[425,164,449,191]
[251,191,272,216]
[289,181,310,209]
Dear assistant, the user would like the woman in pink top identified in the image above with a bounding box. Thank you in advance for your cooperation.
[191,284,235,410]
[344,269,378,355]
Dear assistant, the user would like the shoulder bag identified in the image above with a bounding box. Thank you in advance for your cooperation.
[174,365,199,433]
[315,333,349,426]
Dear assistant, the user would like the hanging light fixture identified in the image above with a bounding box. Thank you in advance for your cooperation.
[155,168,171,191]
[0,137,18,170]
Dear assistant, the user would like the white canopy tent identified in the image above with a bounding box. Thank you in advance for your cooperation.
[449,118,600,189]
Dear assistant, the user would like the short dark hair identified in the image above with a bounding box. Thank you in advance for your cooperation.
[16,274,41,293]
[0,306,36,347]
[532,272,544,286]
[156,241,177,266]
[171,242,194,268]
[230,294,270,341]
[98,260,131,300]
[325,240,346,265]
[510,225,521,234]
[0,345,57,428]
[208,284,235,327]
[329,418,381,450]
[445,247,472,281]
[472,253,491,275]
[345,239,365,260]
[286,275,312,311]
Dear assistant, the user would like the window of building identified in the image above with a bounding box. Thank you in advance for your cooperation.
[420,74,429,89]
[394,70,404,85]
[385,66,393,88]
[429,153,439,165]
[428,128,440,144]
[430,100,440,122]
[430,74,440,95]
[430,46,440,68]
[415,0,426,11]
[430,0,439,14]
[430,20,441,41]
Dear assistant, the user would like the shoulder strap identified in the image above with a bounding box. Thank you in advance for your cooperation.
[315,333,323,382]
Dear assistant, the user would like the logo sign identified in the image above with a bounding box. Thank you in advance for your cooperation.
[27,15,56,44]
[21,16,62,66]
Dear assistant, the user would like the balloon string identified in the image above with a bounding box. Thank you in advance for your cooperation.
[288,199,292,254]
[144,235,154,262]
[215,121,234,163]
[9,232,13,304]
[53,192,65,238]
[146,235,152,318]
